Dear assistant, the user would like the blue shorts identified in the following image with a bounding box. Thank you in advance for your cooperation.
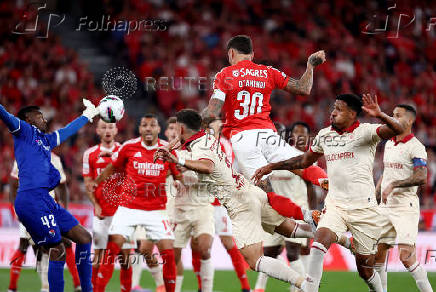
[14,188,79,246]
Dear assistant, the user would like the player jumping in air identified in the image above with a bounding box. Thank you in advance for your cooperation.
[202,35,327,191]
[0,100,100,292]
[253,94,404,292]
[155,109,318,291]
[374,104,433,292]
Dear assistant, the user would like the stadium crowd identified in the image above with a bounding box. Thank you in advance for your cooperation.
[0,0,435,207]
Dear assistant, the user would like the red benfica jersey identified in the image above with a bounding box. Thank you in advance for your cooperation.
[213,60,289,138]
[83,143,121,216]
[112,138,179,211]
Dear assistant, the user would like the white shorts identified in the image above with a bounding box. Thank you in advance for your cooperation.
[228,184,286,249]
[231,129,302,179]
[318,204,382,255]
[19,222,31,240]
[214,205,232,236]
[378,205,420,246]
[174,205,215,248]
[109,207,174,242]
[93,216,136,249]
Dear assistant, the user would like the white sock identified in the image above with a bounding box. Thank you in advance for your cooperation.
[40,253,49,290]
[291,223,314,238]
[254,272,269,290]
[374,263,387,292]
[175,275,184,292]
[200,258,214,292]
[408,262,433,292]
[131,253,143,287]
[365,271,383,292]
[306,242,327,291]
[255,256,305,288]
[289,259,305,292]
[300,254,310,272]
[149,265,164,287]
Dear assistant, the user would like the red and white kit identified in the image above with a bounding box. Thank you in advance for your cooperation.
[109,137,179,241]
[212,60,301,178]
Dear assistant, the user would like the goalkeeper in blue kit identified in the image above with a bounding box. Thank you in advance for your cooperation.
[0,99,100,292]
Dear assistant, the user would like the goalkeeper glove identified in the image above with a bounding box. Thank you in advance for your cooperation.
[82,98,100,122]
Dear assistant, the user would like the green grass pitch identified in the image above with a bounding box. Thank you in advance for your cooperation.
[0,268,435,291]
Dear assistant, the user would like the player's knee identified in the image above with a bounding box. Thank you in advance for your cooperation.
[313,228,335,249]
[78,230,92,244]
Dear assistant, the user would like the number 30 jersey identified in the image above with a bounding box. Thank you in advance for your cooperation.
[212,60,289,139]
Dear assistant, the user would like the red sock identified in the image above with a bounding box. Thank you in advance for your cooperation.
[191,250,202,290]
[66,246,81,287]
[120,266,132,292]
[92,265,99,288]
[9,249,25,290]
[267,192,304,220]
[95,242,121,292]
[161,249,176,292]
[301,165,327,186]
[227,244,250,290]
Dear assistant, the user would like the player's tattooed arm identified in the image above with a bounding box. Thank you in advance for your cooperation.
[284,50,326,95]
[381,167,427,204]
[201,98,224,121]
[252,151,322,185]
[361,93,404,139]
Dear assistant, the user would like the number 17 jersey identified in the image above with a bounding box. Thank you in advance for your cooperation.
[212,60,289,139]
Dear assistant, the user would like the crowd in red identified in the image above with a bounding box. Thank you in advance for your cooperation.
[0,0,435,207]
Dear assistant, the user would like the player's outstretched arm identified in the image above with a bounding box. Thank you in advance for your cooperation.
[252,151,322,185]
[0,104,20,133]
[361,93,404,139]
[284,50,326,95]
[55,99,100,146]
[95,163,115,185]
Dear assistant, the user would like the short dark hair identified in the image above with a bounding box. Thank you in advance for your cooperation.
[143,113,158,120]
[167,116,177,126]
[226,35,253,54]
[336,93,362,115]
[17,106,40,121]
[176,109,202,131]
[395,104,417,117]
[290,121,310,134]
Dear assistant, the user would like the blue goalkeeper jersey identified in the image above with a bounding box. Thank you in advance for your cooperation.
[0,104,89,191]
[13,120,62,191]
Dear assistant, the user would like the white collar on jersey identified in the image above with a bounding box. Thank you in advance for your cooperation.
[100,144,116,152]
[141,140,158,150]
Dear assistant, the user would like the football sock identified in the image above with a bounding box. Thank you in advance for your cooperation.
[254,271,268,290]
[365,271,383,292]
[374,262,387,292]
[120,266,132,292]
[200,258,214,292]
[227,244,250,290]
[291,222,314,238]
[48,260,65,292]
[66,246,81,288]
[40,253,49,291]
[8,249,25,290]
[150,265,165,287]
[255,256,305,288]
[161,249,176,292]
[131,252,143,288]
[76,243,93,292]
[95,241,120,292]
[307,242,328,291]
[408,262,433,292]
[175,275,184,292]
[192,250,202,290]
[301,165,327,186]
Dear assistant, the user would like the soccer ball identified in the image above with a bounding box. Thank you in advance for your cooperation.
[99,95,125,123]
